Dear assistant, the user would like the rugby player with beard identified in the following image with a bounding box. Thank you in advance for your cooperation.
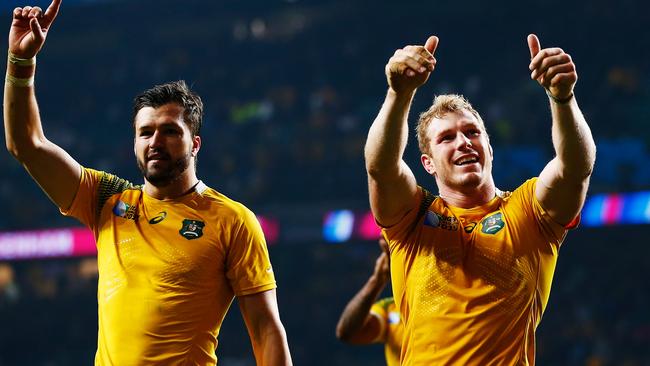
[3,1,292,365]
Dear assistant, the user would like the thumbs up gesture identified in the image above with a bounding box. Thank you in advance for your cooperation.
[8,0,62,59]
[528,34,577,102]
[385,36,438,94]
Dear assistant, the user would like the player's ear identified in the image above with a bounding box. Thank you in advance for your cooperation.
[421,154,436,176]
[191,136,201,157]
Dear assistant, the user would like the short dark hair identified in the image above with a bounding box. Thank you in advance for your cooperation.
[132,80,204,136]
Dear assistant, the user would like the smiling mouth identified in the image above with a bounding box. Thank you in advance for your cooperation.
[454,157,479,166]
[147,154,170,162]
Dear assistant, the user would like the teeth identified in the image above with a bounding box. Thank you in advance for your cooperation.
[456,157,477,165]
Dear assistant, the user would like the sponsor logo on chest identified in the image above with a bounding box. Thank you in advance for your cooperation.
[149,211,167,224]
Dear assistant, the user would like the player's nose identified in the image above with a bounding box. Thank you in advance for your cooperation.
[149,130,165,148]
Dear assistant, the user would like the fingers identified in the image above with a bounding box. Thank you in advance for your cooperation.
[374,252,389,272]
[530,52,571,80]
[29,7,43,18]
[425,35,439,55]
[21,6,33,18]
[387,46,436,78]
[539,63,574,84]
[30,17,45,44]
[378,237,389,254]
[527,33,540,59]
[13,0,60,28]
[42,0,62,28]
[13,6,44,19]
[403,45,435,64]
[527,41,578,96]
[549,71,578,89]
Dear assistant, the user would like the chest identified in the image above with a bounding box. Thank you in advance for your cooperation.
[420,208,525,259]
[398,207,540,295]
[95,197,224,285]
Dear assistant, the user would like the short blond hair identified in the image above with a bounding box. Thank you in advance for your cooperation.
[416,94,486,155]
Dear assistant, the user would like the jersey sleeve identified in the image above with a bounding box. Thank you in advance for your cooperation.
[369,298,391,343]
[60,167,133,232]
[226,206,277,297]
[512,178,570,248]
[381,187,435,248]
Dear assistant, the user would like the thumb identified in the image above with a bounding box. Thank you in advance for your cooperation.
[30,18,45,44]
[527,34,540,59]
[425,35,439,55]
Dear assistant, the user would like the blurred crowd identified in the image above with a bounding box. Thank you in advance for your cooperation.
[0,0,649,365]
[0,0,648,231]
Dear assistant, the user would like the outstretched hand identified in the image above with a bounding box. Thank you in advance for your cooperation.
[385,35,438,94]
[8,0,62,59]
[528,34,577,101]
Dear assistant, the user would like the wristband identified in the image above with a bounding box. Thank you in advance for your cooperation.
[546,90,574,105]
[7,51,35,66]
[5,73,34,87]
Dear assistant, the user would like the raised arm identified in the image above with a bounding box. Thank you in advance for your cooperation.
[365,36,438,226]
[527,34,596,225]
[238,289,292,366]
[336,245,390,344]
[4,0,81,211]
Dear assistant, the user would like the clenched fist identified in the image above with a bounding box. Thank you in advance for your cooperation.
[385,36,438,94]
[528,34,577,102]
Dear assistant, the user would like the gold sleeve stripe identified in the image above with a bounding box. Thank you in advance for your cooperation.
[96,172,136,221]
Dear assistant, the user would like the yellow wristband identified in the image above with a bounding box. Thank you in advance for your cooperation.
[5,73,34,87]
[7,51,35,66]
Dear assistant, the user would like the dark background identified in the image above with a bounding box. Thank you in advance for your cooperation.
[1,0,649,365]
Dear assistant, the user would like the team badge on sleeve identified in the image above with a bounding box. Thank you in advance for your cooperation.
[424,211,440,228]
[179,219,205,240]
[112,200,138,220]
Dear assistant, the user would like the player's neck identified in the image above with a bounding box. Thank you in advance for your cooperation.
[144,172,200,200]
[438,181,496,209]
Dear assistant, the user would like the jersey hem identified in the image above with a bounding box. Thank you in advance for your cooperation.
[235,282,277,297]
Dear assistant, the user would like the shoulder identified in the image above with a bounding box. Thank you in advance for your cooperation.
[83,168,140,210]
[196,185,258,225]
[499,178,538,204]
[86,168,139,193]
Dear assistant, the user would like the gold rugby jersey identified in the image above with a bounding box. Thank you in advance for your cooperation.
[62,167,276,365]
[383,178,571,365]
[370,297,403,366]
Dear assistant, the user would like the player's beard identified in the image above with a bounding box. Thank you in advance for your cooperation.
[137,151,192,188]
